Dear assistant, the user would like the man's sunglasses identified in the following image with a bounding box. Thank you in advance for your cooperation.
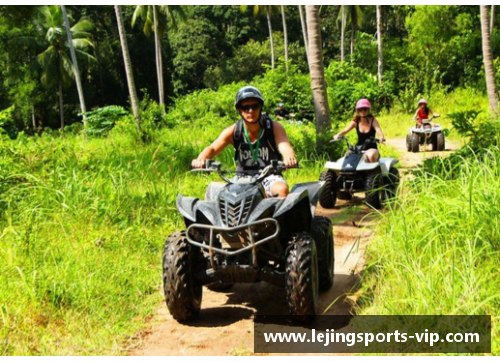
[239,103,261,112]
[357,107,370,112]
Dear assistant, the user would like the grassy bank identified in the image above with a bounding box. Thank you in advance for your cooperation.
[0,121,326,355]
[358,148,500,354]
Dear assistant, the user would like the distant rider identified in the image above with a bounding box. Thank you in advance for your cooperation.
[333,99,385,163]
[191,86,297,197]
[412,99,438,128]
[274,103,290,120]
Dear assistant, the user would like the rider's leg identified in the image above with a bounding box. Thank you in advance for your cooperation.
[363,149,380,163]
[270,181,289,198]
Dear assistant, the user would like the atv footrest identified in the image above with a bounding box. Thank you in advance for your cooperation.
[197,266,285,287]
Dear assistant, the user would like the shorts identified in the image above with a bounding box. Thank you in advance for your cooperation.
[261,174,287,198]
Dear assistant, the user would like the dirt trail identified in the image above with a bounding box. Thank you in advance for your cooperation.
[131,138,458,356]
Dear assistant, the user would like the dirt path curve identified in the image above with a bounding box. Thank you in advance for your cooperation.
[131,138,458,356]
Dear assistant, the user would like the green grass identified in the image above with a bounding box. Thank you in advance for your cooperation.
[0,121,324,355]
[357,148,500,355]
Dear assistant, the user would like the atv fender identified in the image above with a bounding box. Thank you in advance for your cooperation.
[379,158,399,174]
[247,198,284,223]
[176,194,199,222]
[356,161,380,172]
[205,182,225,201]
[274,191,311,219]
[324,159,344,171]
[290,181,324,213]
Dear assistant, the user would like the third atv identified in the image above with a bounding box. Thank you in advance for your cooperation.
[406,115,445,153]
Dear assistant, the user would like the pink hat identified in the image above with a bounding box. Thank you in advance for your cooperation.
[418,99,427,105]
[356,99,371,109]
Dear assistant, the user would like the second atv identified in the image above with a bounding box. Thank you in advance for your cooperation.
[319,137,399,209]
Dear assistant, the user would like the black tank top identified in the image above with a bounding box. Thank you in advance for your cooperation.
[233,117,282,173]
[356,118,377,150]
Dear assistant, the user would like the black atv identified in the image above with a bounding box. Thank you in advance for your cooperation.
[163,160,334,322]
[319,137,399,209]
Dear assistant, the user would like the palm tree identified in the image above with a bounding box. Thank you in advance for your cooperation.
[36,5,94,131]
[132,5,185,109]
[61,5,87,125]
[305,5,331,148]
[338,5,363,61]
[491,5,496,36]
[340,5,346,62]
[298,5,309,61]
[114,5,141,131]
[281,5,289,73]
[241,5,280,69]
[377,5,383,85]
[480,5,499,116]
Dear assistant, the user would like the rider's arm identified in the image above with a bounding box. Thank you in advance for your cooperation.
[334,121,356,139]
[191,125,235,168]
[273,122,297,168]
[373,119,385,143]
[412,109,419,120]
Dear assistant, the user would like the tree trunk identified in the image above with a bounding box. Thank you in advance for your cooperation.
[480,5,499,116]
[61,4,87,125]
[267,9,275,69]
[153,5,165,111]
[31,104,36,132]
[491,5,496,36]
[299,5,309,61]
[59,80,65,132]
[377,5,383,85]
[114,5,142,132]
[305,5,331,148]
[281,5,289,73]
[341,6,346,62]
[350,22,355,61]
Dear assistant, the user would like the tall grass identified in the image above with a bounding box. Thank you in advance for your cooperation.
[0,120,325,355]
[358,148,500,354]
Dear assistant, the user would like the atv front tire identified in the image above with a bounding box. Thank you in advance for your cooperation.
[311,217,334,291]
[319,171,337,209]
[436,132,445,151]
[365,172,382,209]
[411,132,420,153]
[286,233,319,322]
[163,231,203,321]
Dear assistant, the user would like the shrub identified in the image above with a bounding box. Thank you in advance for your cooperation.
[83,106,129,137]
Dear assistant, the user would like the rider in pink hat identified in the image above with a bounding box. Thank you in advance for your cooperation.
[333,99,385,163]
[413,99,437,128]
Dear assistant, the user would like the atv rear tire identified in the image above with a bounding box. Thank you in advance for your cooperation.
[382,167,399,202]
[286,233,319,322]
[319,171,337,209]
[365,172,382,209]
[311,217,334,291]
[411,132,420,153]
[163,231,203,321]
[436,132,445,151]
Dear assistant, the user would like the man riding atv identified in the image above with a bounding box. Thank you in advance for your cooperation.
[191,86,297,197]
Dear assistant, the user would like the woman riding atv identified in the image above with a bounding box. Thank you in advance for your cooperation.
[412,99,438,128]
[333,99,385,163]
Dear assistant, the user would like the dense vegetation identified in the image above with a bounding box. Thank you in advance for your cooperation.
[1,4,500,356]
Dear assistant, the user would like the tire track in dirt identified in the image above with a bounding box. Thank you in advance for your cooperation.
[131,139,458,356]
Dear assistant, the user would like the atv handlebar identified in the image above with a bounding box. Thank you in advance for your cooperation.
[330,136,382,152]
[192,160,297,184]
